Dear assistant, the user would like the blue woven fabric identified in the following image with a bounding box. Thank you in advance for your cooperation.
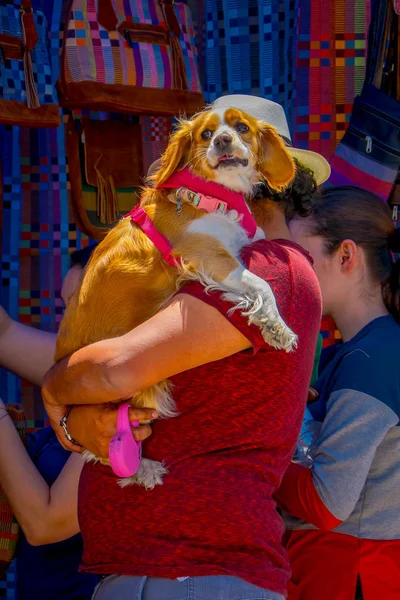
[200,0,299,136]
[0,3,57,106]
[0,0,87,421]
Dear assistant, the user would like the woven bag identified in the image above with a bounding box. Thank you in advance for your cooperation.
[328,0,400,201]
[0,1,59,127]
[58,0,204,115]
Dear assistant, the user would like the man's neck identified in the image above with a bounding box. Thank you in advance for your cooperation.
[249,200,292,241]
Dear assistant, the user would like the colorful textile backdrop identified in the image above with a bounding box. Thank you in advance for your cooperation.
[0,1,83,433]
[196,0,372,346]
[0,0,376,594]
[0,0,374,423]
[293,0,371,345]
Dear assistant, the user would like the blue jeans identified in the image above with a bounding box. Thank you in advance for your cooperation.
[92,575,285,600]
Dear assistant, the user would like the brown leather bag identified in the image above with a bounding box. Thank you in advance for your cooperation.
[67,116,143,240]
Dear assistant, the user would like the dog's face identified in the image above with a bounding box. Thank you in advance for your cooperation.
[154,107,295,196]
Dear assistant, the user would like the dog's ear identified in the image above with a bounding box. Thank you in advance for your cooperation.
[257,122,295,192]
[153,120,193,186]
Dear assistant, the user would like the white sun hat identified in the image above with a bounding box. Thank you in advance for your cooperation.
[212,94,331,186]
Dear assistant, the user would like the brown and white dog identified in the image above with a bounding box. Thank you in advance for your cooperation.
[55,106,297,488]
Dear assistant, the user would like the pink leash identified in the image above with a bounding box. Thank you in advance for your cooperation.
[109,403,142,478]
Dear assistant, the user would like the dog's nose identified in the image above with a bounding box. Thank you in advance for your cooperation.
[214,133,233,149]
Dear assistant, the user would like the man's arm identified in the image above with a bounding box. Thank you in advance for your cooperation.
[42,293,252,409]
[0,307,56,386]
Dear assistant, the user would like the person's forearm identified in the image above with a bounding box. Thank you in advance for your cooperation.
[42,336,130,406]
[42,294,251,409]
[0,401,81,544]
[0,320,56,386]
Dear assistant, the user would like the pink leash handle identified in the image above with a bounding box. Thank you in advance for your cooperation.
[109,403,142,478]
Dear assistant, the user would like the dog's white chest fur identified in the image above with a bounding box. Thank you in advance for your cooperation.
[187,211,253,257]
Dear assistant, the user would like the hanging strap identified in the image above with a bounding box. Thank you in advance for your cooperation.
[19,0,40,109]
[20,0,38,51]
[97,0,181,36]
[365,0,392,88]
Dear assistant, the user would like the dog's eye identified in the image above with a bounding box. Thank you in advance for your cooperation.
[201,129,213,141]
[236,122,249,134]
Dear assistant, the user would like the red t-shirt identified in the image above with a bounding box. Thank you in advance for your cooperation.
[78,239,322,596]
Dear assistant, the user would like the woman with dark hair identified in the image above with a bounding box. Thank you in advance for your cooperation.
[276,186,400,600]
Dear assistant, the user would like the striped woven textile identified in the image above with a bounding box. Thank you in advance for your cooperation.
[0,2,59,126]
[0,120,90,428]
[199,0,300,134]
[0,1,88,429]
[293,0,372,160]
[62,0,202,92]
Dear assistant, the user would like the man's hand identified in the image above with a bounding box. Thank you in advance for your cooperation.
[55,403,156,458]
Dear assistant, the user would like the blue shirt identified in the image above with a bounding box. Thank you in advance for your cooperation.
[287,315,400,539]
[16,427,99,599]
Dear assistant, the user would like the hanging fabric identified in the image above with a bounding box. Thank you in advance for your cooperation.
[0,0,59,127]
[58,0,204,115]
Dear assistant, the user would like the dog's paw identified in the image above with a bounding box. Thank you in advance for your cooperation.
[82,450,110,467]
[117,458,168,489]
[247,296,297,351]
[223,285,297,353]
[258,314,297,352]
[220,267,297,352]
[82,450,98,463]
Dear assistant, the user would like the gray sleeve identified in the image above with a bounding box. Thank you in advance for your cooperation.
[311,389,399,521]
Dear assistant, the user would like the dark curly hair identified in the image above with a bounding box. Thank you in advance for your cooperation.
[253,158,318,219]
[69,244,98,269]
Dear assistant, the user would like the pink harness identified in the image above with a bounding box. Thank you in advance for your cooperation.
[159,167,257,239]
[125,205,179,267]
[124,167,257,271]
[110,168,258,478]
